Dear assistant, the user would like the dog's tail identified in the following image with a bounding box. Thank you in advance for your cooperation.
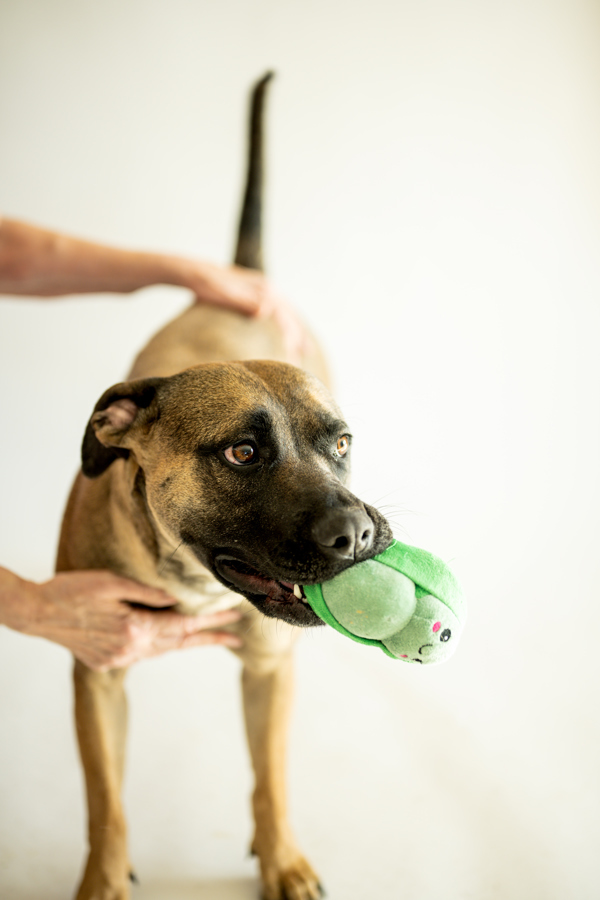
[233,71,274,273]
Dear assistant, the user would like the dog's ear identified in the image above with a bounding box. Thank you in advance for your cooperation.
[81,378,164,478]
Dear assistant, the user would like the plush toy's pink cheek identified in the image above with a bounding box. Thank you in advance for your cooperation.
[432,621,441,633]
[401,654,408,658]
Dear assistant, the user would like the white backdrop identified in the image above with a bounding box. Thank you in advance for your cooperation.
[1,2,599,898]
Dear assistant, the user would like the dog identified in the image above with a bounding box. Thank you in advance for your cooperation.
[57,73,392,900]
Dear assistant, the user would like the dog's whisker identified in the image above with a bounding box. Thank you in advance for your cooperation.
[375,508,414,522]
[242,616,261,637]
[367,489,407,506]
[260,616,269,641]
[158,540,184,578]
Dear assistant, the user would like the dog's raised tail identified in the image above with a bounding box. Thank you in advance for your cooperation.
[233,71,274,273]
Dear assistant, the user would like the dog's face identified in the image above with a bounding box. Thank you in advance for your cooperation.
[82,360,392,626]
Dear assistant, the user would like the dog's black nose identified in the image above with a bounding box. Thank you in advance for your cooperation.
[312,508,374,561]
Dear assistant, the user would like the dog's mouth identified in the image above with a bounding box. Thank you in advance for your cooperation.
[214,555,320,627]
[216,556,304,602]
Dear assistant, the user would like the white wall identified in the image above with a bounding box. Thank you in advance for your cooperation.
[1,2,599,898]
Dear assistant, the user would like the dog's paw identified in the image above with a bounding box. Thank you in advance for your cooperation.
[75,856,131,900]
[260,854,323,900]
[75,882,130,900]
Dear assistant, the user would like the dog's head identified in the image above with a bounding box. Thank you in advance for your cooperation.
[82,360,392,626]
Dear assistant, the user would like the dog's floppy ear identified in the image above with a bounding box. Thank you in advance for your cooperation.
[81,378,164,478]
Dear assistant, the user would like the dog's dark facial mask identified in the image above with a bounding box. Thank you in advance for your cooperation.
[82,360,393,626]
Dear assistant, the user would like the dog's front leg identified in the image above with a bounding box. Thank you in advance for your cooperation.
[242,650,322,900]
[73,660,131,900]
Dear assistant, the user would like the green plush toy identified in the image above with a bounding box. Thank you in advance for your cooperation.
[303,540,466,665]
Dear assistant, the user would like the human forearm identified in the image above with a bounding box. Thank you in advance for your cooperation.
[0,216,309,349]
[0,566,42,633]
[0,218,188,298]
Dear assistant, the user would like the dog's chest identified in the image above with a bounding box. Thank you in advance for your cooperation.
[155,551,239,616]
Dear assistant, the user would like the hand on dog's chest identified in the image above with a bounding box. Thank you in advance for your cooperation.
[302,540,466,665]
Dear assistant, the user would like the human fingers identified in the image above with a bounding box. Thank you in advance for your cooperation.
[95,573,177,609]
[271,302,313,365]
[121,607,243,634]
[127,606,243,645]
[134,607,243,650]
[191,264,283,317]
[179,630,243,650]
[177,608,243,631]
[190,263,257,312]
[91,608,244,668]
[90,628,243,670]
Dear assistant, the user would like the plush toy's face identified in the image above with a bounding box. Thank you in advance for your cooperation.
[382,594,462,665]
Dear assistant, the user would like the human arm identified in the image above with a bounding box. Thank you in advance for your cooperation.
[0,565,242,671]
[0,216,281,315]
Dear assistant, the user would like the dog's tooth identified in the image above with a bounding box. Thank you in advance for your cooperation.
[293,584,303,599]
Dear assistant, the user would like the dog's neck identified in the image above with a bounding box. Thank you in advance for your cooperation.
[117,462,238,615]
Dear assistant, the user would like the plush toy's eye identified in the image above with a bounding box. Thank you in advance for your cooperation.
[223,442,258,466]
[335,436,349,458]
[440,628,451,642]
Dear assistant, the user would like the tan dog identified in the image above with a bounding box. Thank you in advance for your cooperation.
[57,73,392,900]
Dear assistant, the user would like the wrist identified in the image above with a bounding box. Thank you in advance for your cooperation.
[158,253,204,292]
[0,567,44,634]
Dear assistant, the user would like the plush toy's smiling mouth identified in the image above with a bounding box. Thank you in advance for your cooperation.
[214,555,308,606]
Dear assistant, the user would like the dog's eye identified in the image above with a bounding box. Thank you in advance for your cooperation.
[223,442,258,466]
[334,436,349,458]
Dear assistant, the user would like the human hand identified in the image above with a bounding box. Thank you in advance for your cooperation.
[180,259,313,364]
[266,296,314,366]
[18,570,242,671]
[183,260,280,316]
